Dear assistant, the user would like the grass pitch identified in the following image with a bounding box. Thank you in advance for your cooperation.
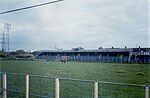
[1,60,149,85]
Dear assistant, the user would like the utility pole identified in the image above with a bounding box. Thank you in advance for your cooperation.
[1,31,6,52]
[5,23,11,53]
[0,23,11,54]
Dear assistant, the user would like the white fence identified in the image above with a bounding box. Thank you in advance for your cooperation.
[0,72,149,98]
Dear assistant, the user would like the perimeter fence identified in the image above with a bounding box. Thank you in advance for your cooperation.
[0,72,149,98]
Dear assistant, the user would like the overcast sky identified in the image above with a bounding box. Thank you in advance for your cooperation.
[0,0,149,51]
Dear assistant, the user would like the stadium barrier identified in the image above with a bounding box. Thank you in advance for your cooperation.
[0,72,149,98]
[35,56,129,63]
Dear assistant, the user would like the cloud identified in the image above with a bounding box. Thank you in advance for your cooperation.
[0,0,149,51]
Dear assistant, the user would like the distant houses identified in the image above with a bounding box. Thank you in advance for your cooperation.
[8,50,34,60]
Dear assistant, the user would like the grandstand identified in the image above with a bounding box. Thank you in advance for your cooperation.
[33,47,150,63]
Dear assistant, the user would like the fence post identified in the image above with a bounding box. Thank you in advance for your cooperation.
[26,75,29,98]
[3,73,7,98]
[55,78,59,98]
[145,86,149,98]
[94,82,98,98]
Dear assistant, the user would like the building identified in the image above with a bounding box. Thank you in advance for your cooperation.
[33,47,150,63]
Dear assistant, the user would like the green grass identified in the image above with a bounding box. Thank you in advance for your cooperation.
[1,60,149,85]
[0,60,149,97]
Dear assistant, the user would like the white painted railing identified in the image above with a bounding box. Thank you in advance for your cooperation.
[1,72,149,98]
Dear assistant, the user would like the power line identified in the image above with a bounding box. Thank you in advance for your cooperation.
[0,0,63,14]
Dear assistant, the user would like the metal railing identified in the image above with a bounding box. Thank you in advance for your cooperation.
[0,72,149,98]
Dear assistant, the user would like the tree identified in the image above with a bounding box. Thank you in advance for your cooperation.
[0,51,7,58]
[16,50,26,55]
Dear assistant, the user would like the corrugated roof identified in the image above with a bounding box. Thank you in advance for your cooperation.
[33,48,131,53]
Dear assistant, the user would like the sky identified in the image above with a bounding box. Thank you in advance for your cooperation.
[0,0,149,51]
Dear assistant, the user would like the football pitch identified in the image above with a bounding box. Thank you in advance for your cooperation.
[1,60,149,85]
